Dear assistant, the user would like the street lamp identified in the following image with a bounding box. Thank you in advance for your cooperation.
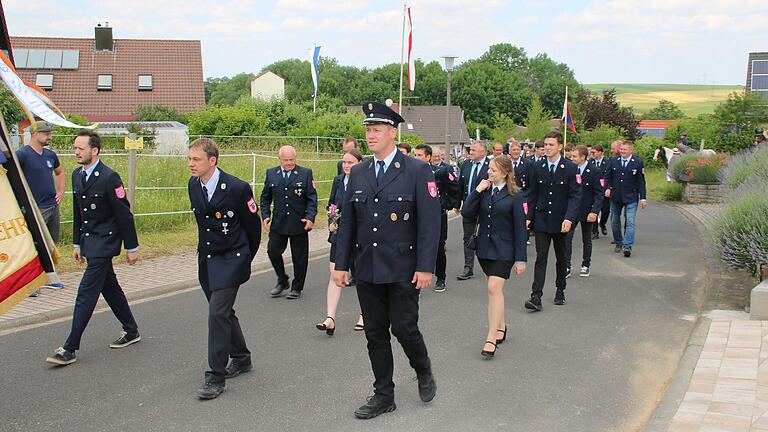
[442,55,458,160]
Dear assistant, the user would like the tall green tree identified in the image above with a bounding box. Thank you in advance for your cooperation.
[574,88,639,139]
[452,60,532,126]
[521,96,552,141]
[205,73,253,106]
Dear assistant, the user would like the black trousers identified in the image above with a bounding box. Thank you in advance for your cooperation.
[202,285,250,384]
[435,212,448,281]
[64,257,138,351]
[356,280,432,401]
[565,221,594,269]
[461,216,478,272]
[267,231,309,291]
[593,196,611,234]
[531,231,568,298]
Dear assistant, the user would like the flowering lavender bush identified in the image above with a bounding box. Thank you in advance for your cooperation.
[712,182,768,274]
[721,145,768,191]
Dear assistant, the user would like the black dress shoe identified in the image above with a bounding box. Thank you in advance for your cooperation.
[524,296,542,312]
[614,244,623,253]
[270,281,288,297]
[225,362,252,379]
[285,289,302,300]
[554,291,566,305]
[601,226,607,236]
[623,248,632,257]
[354,396,396,419]
[456,269,474,280]
[591,232,599,240]
[417,373,437,402]
[197,382,225,400]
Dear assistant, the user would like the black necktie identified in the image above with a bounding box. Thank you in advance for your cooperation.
[549,164,555,176]
[622,159,628,168]
[492,187,499,196]
[81,169,87,186]
[376,161,385,185]
[202,185,210,202]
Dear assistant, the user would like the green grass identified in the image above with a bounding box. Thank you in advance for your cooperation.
[49,146,338,271]
[645,167,683,201]
[584,83,744,116]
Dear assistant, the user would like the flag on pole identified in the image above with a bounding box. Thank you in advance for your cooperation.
[406,6,415,91]
[310,46,321,99]
[562,96,576,133]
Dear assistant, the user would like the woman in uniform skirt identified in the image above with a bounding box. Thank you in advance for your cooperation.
[316,149,365,335]
[461,156,527,358]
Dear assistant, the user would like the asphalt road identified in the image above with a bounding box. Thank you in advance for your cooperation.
[0,203,705,432]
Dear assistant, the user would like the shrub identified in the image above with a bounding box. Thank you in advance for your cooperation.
[721,145,768,191]
[712,183,768,274]
[669,153,727,184]
[657,182,683,201]
[634,135,665,169]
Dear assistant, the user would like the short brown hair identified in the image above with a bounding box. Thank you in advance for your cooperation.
[189,138,219,163]
[621,140,634,147]
[76,129,101,154]
[564,143,574,152]
[594,144,604,152]
[397,142,412,153]
[544,131,564,145]
[343,137,358,147]
[574,145,589,158]
[345,148,364,162]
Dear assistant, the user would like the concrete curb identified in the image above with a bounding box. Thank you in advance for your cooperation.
[0,245,332,333]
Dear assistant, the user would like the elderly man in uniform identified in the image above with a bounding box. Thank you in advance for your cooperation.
[46,130,140,366]
[333,102,440,420]
[414,144,460,292]
[187,138,262,400]
[507,138,532,192]
[454,141,490,280]
[523,131,582,311]
[605,140,647,257]
[260,145,318,299]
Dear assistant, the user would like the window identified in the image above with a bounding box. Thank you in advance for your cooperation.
[35,73,53,90]
[752,75,768,91]
[138,74,153,90]
[754,60,768,75]
[97,74,113,91]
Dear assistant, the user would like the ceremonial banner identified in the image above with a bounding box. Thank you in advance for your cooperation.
[311,46,321,100]
[0,160,47,315]
[406,6,415,91]
[0,51,95,129]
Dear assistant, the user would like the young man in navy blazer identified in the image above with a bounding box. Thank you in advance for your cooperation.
[524,131,582,311]
[605,140,647,257]
[564,145,604,277]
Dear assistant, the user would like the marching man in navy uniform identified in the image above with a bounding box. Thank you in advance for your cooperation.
[454,141,490,280]
[564,145,604,278]
[260,145,318,299]
[524,131,582,311]
[333,102,440,420]
[187,138,262,400]
[605,140,647,257]
[46,130,141,366]
[507,138,533,192]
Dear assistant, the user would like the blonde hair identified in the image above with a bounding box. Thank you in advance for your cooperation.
[490,156,519,195]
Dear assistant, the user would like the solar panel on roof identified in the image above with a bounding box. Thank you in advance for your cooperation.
[44,50,62,69]
[752,75,768,90]
[61,50,79,69]
[754,60,768,75]
[13,48,28,68]
[26,49,44,68]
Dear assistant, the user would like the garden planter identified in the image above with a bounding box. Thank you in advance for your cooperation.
[682,182,727,204]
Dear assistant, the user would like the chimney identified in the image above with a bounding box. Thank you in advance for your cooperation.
[94,23,113,51]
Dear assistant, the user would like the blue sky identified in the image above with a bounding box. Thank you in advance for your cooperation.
[5,0,766,84]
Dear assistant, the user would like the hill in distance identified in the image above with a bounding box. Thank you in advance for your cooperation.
[583,83,744,116]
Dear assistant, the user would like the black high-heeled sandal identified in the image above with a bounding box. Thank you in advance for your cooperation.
[496,327,507,345]
[481,341,497,359]
[315,316,335,336]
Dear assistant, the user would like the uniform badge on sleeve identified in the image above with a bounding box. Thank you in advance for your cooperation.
[523,202,529,215]
[600,179,606,187]
[448,173,455,182]
[576,174,582,184]
[114,185,126,199]
[427,181,438,198]
[247,198,258,214]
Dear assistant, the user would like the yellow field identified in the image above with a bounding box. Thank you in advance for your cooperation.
[584,84,744,115]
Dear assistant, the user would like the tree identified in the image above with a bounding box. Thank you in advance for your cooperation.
[205,73,253,106]
[490,113,517,144]
[135,105,184,122]
[452,59,532,126]
[576,124,624,147]
[525,53,581,117]
[574,88,639,139]
[479,43,528,72]
[520,96,552,141]
[0,87,26,129]
[643,99,685,120]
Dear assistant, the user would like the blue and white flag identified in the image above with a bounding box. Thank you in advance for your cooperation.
[311,46,321,99]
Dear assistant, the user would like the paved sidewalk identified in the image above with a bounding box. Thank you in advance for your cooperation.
[0,227,331,331]
[668,319,768,432]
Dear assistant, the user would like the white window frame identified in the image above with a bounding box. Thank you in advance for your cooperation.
[138,74,153,91]
[97,74,113,91]
[35,73,54,90]
[751,59,768,91]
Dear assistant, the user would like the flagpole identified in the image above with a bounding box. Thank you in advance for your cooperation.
[397,2,406,143]
[563,85,569,155]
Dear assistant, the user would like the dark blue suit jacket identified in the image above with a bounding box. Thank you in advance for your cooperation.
[189,170,262,291]
[605,155,647,204]
[511,157,533,191]
[260,165,318,236]
[72,161,138,258]
[457,157,490,206]
[334,150,441,284]
[575,162,605,221]
[526,157,582,233]
[327,174,347,244]
[431,162,461,210]
[461,187,527,263]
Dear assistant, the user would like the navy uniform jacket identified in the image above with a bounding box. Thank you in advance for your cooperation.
[334,150,441,284]
[189,170,262,291]
[259,165,318,236]
[327,174,347,244]
[605,155,647,204]
[72,161,138,259]
[592,157,610,179]
[575,162,605,221]
[526,157,582,233]
[431,162,461,211]
[511,157,533,191]
[457,157,490,205]
[461,187,527,263]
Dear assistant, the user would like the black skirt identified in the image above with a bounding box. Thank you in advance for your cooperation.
[329,243,337,264]
[478,258,513,279]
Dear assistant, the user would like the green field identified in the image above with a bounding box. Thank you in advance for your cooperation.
[584,83,744,116]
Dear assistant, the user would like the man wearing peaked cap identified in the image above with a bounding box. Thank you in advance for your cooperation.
[333,101,440,419]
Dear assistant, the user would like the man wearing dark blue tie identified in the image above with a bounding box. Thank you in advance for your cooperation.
[454,142,489,280]
[605,141,647,257]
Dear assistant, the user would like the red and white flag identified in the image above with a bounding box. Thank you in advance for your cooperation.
[406,6,415,91]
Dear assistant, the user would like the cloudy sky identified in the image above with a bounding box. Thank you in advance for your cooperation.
[5,0,766,84]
